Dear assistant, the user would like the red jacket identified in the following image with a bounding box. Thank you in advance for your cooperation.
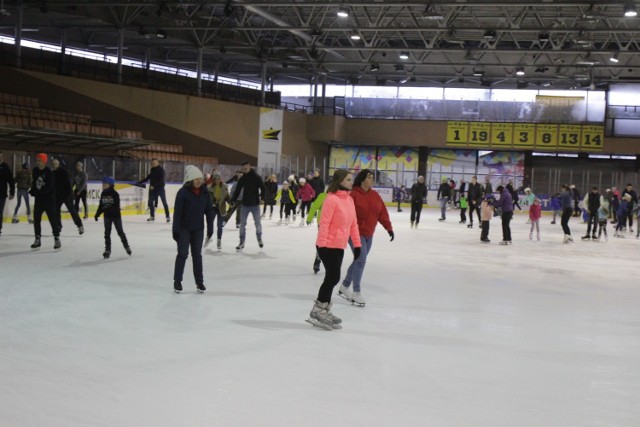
[316,191,361,249]
[297,183,316,202]
[529,203,542,220]
[350,186,393,237]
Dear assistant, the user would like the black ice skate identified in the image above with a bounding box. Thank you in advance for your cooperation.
[125,246,132,256]
[196,283,206,294]
[30,237,41,250]
[54,237,61,250]
[258,238,264,248]
[103,250,111,259]
[236,242,245,251]
[173,281,183,294]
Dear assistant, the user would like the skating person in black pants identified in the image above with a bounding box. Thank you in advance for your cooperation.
[73,161,89,219]
[52,159,84,235]
[30,153,61,250]
[138,158,170,223]
[467,175,483,228]
[410,176,427,229]
[622,183,638,233]
[172,165,214,294]
[306,170,361,330]
[493,185,514,245]
[95,176,131,258]
[0,151,15,237]
[262,174,278,220]
[560,184,574,243]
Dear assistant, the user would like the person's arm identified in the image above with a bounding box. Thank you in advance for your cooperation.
[95,196,104,219]
[78,172,88,193]
[172,190,184,241]
[231,177,244,203]
[307,193,323,223]
[258,175,266,201]
[204,193,214,238]
[316,196,335,247]
[437,185,442,199]
[348,200,362,249]
[138,173,151,184]
[288,190,296,204]
[8,166,15,198]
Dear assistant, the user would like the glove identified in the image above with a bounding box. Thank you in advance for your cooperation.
[94,215,99,222]
[306,221,312,226]
[353,247,361,260]
[172,232,180,242]
[204,235,213,247]
[388,230,395,242]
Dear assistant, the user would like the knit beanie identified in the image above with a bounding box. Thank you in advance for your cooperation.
[184,165,204,183]
[299,177,306,184]
[36,153,48,164]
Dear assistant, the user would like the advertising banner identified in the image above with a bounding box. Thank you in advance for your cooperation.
[257,107,284,172]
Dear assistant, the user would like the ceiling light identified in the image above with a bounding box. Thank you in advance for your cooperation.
[473,69,485,77]
[399,52,409,60]
[609,54,620,63]
[483,30,497,40]
[420,5,444,20]
[624,3,637,17]
[370,64,379,72]
[538,32,550,42]
[399,76,410,84]
[350,33,361,40]
[156,29,167,39]
[515,67,525,76]
[337,7,349,18]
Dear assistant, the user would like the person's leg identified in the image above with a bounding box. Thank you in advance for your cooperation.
[235,204,242,226]
[239,204,249,243]
[0,197,5,233]
[350,236,372,293]
[561,208,572,235]
[214,209,224,240]
[410,202,416,223]
[475,207,482,224]
[54,198,64,231]
[341,238,356,288]
[173,229,190,283]
[80,190,88,217]
[104,216,113,250]
[159,188,170,218]
[416,203,423,224]
[279,203,285,219]
[64,196,83,228]
[13,191,22,216]
[481,221,489,240]
[33,199,43,237]
[440,198,447,218]
[148,189,157,218]
[504,211,513,241]
[316,247,345,303]
[460,207,466,223]
[25,191,31,216]
[45,198,61,237]
[190,229,204,285]
[113,216,129,248]
[74,193,81,214]
[250,205,262,240]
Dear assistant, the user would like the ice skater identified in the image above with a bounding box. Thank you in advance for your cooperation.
[524,188,535,223]
[549,193,561,224]
[296,177,315,226]
[480,194,494,243]
[493,185,513,245]
[437,178,451,221]
[206,172,229,251]
[276,181,296,225]
[73,161,89,219]
[30,153,61,250]
[12,163,31,224]
[52,159,84,235]
[581,187,600,241]
[622,184,638,233]
[138,158,171,223]
[230,161,265,251]
[560,184,574,243]
[306,170,361,330]
[529,197,542,240]
[467,175,483,228]
[597,202,609,242]
[409,176,426,229]
[172,166,214,294]
[614,194,632,238]
[0,151,15,236]
[262,174,278,220]
[339,169,394,307]
[95,177,131,259]
[459,193,468,224]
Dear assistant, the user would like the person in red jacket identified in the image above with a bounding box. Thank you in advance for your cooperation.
[296,177,316,226]
[306,170,361,330]
[529,197,542,241]
[338,169,394,307]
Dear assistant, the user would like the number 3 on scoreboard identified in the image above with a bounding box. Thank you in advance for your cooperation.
[519,132,529,143]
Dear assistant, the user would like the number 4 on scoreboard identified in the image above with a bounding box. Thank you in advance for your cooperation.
[581,125,604,150]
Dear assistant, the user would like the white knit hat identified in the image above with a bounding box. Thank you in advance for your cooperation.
[299,177,306,184]
[184,165,204,183]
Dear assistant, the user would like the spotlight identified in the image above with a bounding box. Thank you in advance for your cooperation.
[609,54,620,63]
[156,29,167,39]
[399,51,409,60]
[350,33,361,40]
[473,69,485,77]
[399,76,410,84]
[515,67,525,76]
[538,32,550,42]
[370,64,379,72]
[483,30,497,40]
[337,7,349,18]
[624,3,637,17]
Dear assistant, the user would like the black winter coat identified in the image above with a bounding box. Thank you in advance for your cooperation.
[31,167,55,200]
[95,187,121,218]
[173,184,214,236]
[232,169,265,206]
[53,167,73,200]
[437,183,451,199]
[0,161,15,198]
[410,183,427,202]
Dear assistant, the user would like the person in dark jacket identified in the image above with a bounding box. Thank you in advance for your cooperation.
[172,165,214,294]
[570,184,581,217]
[73,161,89,219]
[622,183,638,232]
[231,161,266,251]
[0,151,15,236]
[30,153,61,250]
[262,174,278,220]
[309,170,325,201]
[493,185,514,245]
[410,176,427,229]
[582,187,601,240]
[506,182,521,211]
[12,162,32,224]
[466,175,483,229]
[138,158,170,223]
[560,184,574,243]
[437,178,451,221]
[52,159,84,235]
[95,176,131,259]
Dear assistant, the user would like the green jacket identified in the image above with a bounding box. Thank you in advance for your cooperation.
[15,169,32,190]
[207,182,229,215]
[307,192,327,223]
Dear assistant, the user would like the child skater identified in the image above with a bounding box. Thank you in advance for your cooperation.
[480,194,494,243]
[276,181,296,225]
[94,176,131,259]
[459,193,468,224]
[296,177,316,226]
[597,201,609,242]
[614,194,632,238]
[549,193,561,224]
[529,197,542,240]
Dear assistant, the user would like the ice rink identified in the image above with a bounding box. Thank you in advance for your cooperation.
[1,208,639,427]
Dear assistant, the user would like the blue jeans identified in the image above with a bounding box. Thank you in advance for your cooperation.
[212,207,225,240]
[342,235,373,293]
[239,204,262,243]
[149,187,170,219]
[174,228,204,284]
[13,189,31,216]
[440,197,449,218]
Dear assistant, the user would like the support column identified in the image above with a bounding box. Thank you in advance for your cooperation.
[196,46,203,97]
[321,75,327,114]
[59,28,67,74]
[15,3,23,68]
[116,28,124,84]
[260,62,267,104]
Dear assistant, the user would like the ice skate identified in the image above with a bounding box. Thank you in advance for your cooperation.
[410,221,414,229]
[54,237,61,250]
[338,284,352,302]
[103,249,111,259]
[550,220,556,224]
[537,233,541,241]
[30,237,41,250]
[217,239,222,250]
[261,213,266,219]
[299,218,305,227]
[458,220,465,224]
[481,238,490,243]
[580,235,590,240]
[563,235,571,244]
[11,215,19,224]
[467,223,473,228]
[305,300,333,331]
[292,214,297,221]
[325,303,342,329]
[414,222,419,229]
[166,217,171,223]
[78,225,84,235]
[277,218,283,225]
[591,234,597,241]
[258,238,264,248]
[269,214,272,220]
[351,291,366,307]
[529,232,533,240]
[125,246,132,256]
[147,217,154,222]
[196,283,206,294]
[28,215,33,224]
[498,240,510,246]
[438,217,445,221]
[173,281,182,294]
[285,217,290,225]
[204,236,212,247]
[236,241,245,251]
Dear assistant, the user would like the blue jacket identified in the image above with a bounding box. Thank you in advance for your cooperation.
[617,200,631,218]
[173,184,214,236]
[560,190,573,210]
[550,196,561,211]
[494,189,513,212]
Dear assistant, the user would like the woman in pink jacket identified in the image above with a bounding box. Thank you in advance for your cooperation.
[306,170,361,331]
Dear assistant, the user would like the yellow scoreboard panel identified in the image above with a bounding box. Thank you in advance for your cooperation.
[446,122,604,151]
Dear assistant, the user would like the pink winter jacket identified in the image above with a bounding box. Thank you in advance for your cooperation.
[297,183,316,202]
[529,203,542,220]
[316,190,362,249]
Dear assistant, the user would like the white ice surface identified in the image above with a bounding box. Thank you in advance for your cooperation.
[1,209,639,427]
